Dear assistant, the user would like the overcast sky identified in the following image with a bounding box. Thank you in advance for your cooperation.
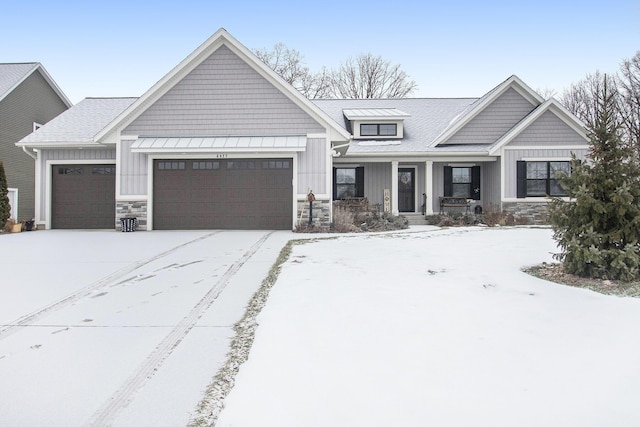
[2,0,638,104]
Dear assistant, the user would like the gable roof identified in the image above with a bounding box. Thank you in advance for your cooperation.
[488,97,589,155]
[0,62,72,107]
[431,75,544,147]
[94,28,351,144]
[17,97,137,147]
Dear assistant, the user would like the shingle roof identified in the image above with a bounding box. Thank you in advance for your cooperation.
[0,63,39,100]
[18,97,137,145]
[314,98,478,153]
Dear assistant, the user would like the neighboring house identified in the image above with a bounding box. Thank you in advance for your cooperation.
[16,29,589,230]
[0,63,71,221]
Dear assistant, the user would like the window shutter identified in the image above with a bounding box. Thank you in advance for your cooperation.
[355,167,365,197]
[516,161,527,198]
[443,166,453,197]
[332,168,338,200]
[471,166,481,200]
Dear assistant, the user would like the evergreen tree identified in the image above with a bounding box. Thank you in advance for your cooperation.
[549,76,640,281]
[0,161,10,225]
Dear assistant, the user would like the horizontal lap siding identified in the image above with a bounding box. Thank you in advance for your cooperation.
[503,148,589,198]
[122,45,324,137]
[297,138,326,194]
[446,88,536,145]
[0,70,69,219]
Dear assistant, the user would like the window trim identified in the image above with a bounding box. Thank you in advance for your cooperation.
[359,123,398,137]
[517,160,571,198]
[333,166,364,200]
[443,165,481,200]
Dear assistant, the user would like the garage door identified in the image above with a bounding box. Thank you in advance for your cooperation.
[51,164,116,229]
[153,158,293,230]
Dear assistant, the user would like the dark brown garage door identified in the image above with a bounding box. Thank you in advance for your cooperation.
[153,159,293,230]
[51,164,116,229]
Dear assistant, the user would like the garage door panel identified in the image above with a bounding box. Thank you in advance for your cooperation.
[52,164,115,229]
[153,159,292,230]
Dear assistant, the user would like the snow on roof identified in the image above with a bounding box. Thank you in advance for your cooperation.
[0,63,39,100]
[18,97,137,145]
[342,108,411,120]
[314,98,478,153]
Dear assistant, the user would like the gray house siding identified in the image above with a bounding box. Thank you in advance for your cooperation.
[123,45,325,137]
[508,111,588,146]
[363,163,392,207]
[481,160,501,209]
[446,88,537,145]
[119,140,147,196]
[503,148,589,198]
[38,148,116,220]
[0,70,68,219]
[297,138,327,195]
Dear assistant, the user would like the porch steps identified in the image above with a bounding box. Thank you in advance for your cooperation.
[402,213,430,226]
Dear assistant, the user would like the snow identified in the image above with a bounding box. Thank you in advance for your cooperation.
[2,227,640,426]
[216,227,640,427]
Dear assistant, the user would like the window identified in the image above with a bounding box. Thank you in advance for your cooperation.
[58,167,83,175]
[227,161,255,169]
[517,161,570,197]
[360,123,397,137]
[193,161,219,170]
[262,160,290,169]
[444,166,480,200]
[157,161,185,170]
[333,167,364,199]
[92,167,115,175]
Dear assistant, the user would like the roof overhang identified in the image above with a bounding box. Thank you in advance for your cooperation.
[130,136,307,153]
[343,108,411,120]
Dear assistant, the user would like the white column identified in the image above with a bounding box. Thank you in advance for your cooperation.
[391,160,399,215]
[425,160,433,215]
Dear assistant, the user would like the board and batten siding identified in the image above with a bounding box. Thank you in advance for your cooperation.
[363,162,392,207]
[0,69,69,219]
[507,110,588,146]
[503,148,589,198]
[297,138,326,195]
[119,140,147,195]
[446,88,537,145]
[122,45,325,137]
[482,160,501,208]
[38,148,116,220]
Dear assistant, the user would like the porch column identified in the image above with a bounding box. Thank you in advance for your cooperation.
[425,160,433,215]
[391,160,399,215]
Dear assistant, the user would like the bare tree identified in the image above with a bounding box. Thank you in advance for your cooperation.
[330,53,417,99]
[618,51,640,148]
[253,43,331,99]
[536,87,557,100]
[561,71,621,133]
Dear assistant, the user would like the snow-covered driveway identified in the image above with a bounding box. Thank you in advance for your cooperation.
[0,229,293,426]
[216,227,640,427]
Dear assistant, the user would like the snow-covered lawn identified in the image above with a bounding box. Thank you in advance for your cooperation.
[216,227,640,427]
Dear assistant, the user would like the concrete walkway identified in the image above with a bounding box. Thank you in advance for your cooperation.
[0,229,295,426]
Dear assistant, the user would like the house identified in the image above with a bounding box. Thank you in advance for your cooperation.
[0,63,71,221]
[16,29,589,230]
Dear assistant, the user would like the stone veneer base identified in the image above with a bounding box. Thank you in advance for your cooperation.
[116,200,148,231]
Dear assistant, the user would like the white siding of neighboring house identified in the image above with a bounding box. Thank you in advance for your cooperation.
[446,88,537,145]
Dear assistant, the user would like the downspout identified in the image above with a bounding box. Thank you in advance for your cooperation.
[22,146,37,160]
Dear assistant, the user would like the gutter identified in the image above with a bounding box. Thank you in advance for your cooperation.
[22,146,37,160]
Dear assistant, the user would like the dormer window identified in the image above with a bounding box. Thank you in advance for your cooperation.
[360,123,397,137]
[343,108,410,140]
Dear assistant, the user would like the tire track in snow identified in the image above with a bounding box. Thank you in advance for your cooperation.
[0,232,220,341]
[87,231,274,427]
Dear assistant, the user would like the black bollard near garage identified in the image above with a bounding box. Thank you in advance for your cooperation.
[307,190,315,227]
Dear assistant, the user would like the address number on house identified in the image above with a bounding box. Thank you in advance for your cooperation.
[216,153,228,158]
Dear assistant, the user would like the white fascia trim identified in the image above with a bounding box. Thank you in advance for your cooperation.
[0,64,72,107]
[520,157,573,161]
[503,197,570,203]
[130,147,307,154]
[502,145,589,151]
[117,195,148,201]
[432,75,544,147]
[44,159,116,230]
[16,141,98,149]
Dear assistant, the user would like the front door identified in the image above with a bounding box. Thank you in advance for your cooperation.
[398,168,415,212]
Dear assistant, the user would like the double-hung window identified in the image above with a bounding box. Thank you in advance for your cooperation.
[517,161,570,197]
[333,167,364,199]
